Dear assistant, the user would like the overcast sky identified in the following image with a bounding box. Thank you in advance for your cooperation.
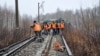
[0,0,99,17]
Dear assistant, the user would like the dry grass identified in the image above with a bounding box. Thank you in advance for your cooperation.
[64,27,100,56]
[0,28,30,49]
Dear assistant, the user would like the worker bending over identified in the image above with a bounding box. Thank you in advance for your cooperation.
[53,41,65,52]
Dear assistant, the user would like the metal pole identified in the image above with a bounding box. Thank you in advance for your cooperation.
[15,0,19,28]
[15,0,19,41]
[38,2,40,22]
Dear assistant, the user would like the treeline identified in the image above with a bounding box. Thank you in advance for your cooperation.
[0,6,33,49]
[40,6,100,28]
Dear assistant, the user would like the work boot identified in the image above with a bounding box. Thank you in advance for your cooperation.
[37,37,44,42]
[37,38,42,42]
[33,36,37,41]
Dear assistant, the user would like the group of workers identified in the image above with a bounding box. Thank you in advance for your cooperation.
[31,20,65,37]
[31,20,65,52]
[43,20,65,35]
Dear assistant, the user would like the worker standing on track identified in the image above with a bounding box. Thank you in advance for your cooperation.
[56,21,60,34]
[43,22,49,35]
[51,21,57,35]
[31,21,42,41]
[47,22,51,35]
[59,20,65,35]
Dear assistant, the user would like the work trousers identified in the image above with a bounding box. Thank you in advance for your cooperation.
[52,28,56,35]
[56,28,60,34]
[34,31,41,38]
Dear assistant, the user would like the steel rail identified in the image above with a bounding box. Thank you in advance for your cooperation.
[41,35,53,56]
[1,36,35,56]
[62,36,73,56]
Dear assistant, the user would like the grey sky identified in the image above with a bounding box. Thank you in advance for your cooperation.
[0,0,99,17]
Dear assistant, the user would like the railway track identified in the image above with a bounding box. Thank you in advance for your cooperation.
[15,35,51,56]
[0,35,35,56]
[0,34,72,56]
[41,35,73,56]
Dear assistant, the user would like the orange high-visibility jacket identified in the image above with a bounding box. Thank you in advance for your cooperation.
[48,24,51,29]
[53,41,60,50]
[33,22,42,31]
[51,22,56,29]
[44,24,48,30]
[60,23,64,29]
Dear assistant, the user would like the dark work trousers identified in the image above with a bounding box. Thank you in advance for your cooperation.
[44,30,48,35]
[56,28,59,34]
[48,29,51,35]
[53,29,56,35]
[35,31,41,38]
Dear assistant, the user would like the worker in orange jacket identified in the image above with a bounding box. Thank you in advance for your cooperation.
[51,21,57,35]
[43,22,51,35]
[32,21,42,37]
[56,21,60,34]
[59,21,65,35]
[43,23,49,35]
[44,24,48,30]
[47,23,51,34]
